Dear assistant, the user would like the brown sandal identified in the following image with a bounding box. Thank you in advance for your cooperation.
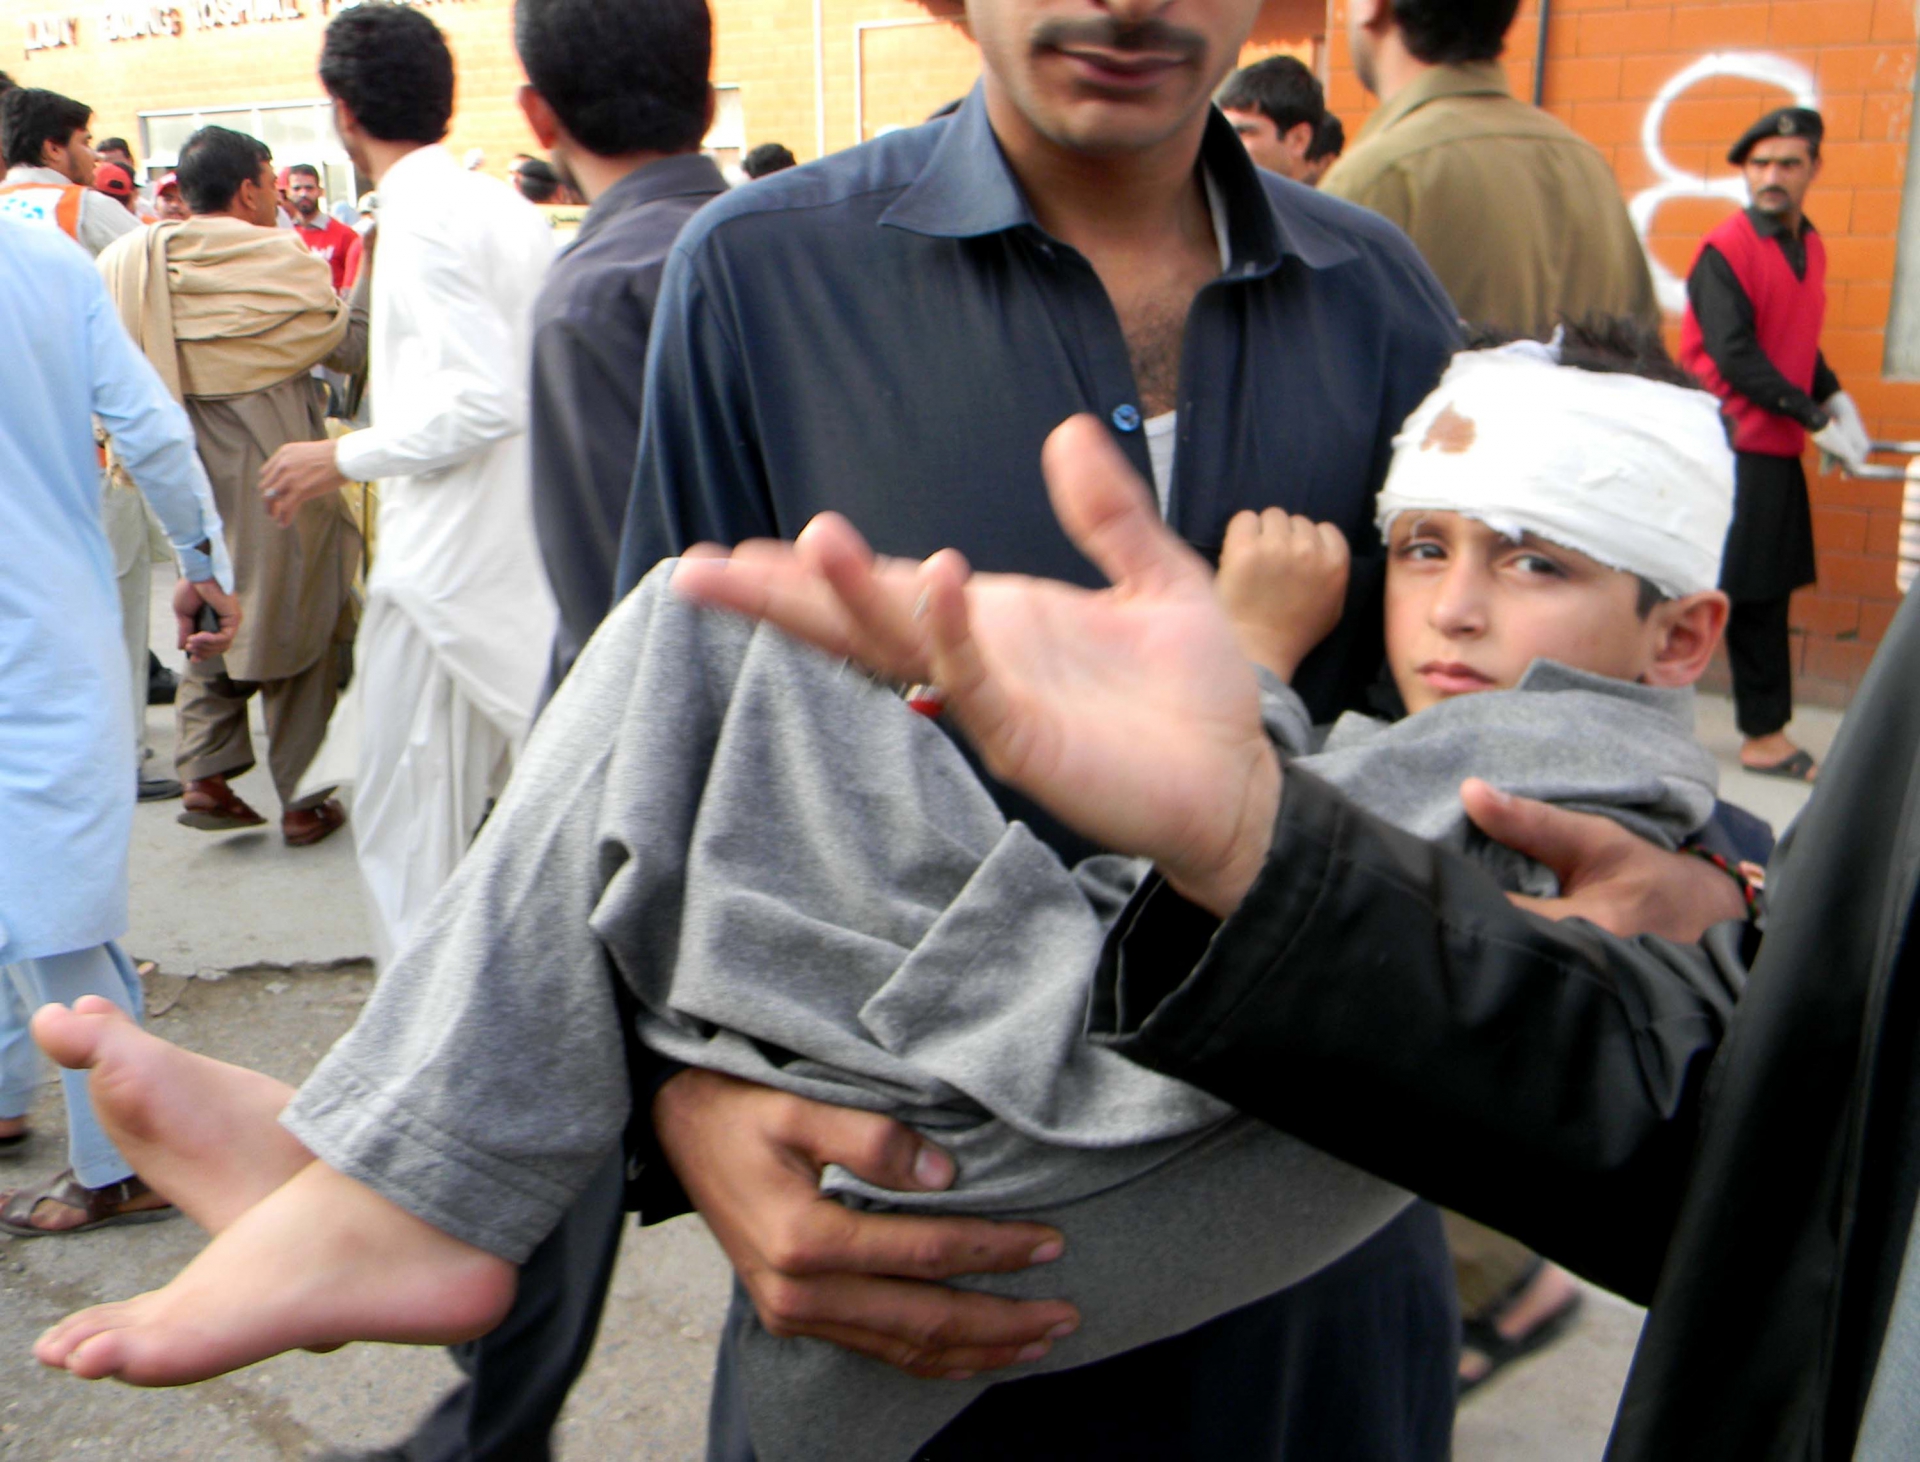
[0,1170,176,1237]
[283,796,347,847]
[177,775,267,831]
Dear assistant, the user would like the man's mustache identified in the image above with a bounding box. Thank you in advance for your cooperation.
[1030,16,1206,61]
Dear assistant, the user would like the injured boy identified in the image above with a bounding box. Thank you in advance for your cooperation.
[26,327,1735,1462]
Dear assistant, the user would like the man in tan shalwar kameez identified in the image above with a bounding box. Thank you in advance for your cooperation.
[99,125,368,846]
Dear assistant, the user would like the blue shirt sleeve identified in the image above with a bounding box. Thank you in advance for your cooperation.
[84,266,233,589]
[615,245,779,597]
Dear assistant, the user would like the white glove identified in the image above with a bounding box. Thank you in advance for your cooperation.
[1815,391,1872,471]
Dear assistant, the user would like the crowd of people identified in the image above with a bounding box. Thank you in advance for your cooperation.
[0,0,1899,1458]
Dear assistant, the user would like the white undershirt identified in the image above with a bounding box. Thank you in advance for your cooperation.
[1143,170,1234,515]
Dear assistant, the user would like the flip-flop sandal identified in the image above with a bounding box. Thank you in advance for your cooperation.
[1458,1263,1585,1397]
[0,1170,177,1237]
[1743,748,1817,782]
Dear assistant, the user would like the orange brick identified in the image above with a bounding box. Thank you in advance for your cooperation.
[1813,506,1871,554]
[1619,53,1679,101]
[1859,595,1902,641]
[1819,45,1917,95]
[1577,7,1663,53]
[1670,4,1770,49]
[1769,0,1874,46]
[1818,550,1896,598]
[1789,589,1862,635]
[1802,633,1882,683]
[1570,99,1642,145]
[1873,0,1918,42]
[1824,236,1899,283]
[1660,95,1784,146]
[1542,54,1621,102]
[1865,512,1904,559]
[1862,92,1914,145]
[1818,475,1903,510]
[1816,141,1908,191]
[1839,280,1895,330]
[1818,94,1866,146]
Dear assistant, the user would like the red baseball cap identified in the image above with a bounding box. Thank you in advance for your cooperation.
[155,172,180,195]
[93,161,134,200]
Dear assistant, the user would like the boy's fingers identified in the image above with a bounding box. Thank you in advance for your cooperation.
[1316,522,1350,562]
[671,553,858,658]
[802,518,937,681]
[1222,509,1260,557]
[923,555,1025,780]
[1043,415,1209,597]
[772,1092,956,1194]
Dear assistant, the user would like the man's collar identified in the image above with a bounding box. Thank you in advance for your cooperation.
[5,164,74,186]
[577,152,727,243]
[379,143,452,192]
[880,83,1349,274]
[1746,205,1816,239]
[1355,60,1510,145]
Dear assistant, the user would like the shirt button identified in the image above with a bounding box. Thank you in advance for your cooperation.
[1111,404,1142,432]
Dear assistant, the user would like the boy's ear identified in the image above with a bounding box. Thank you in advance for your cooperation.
[1643,590,1730,687]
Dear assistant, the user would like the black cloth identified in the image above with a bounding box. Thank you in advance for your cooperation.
[612,83,1461,1461]
[1725,591,1796,738]
[1722,449,1817,601]
[1088,584,1920,1459]
[1685,211,1839,434]
[705,1203,1459,1462]
[530,153,728,684]
[401,1147,629,1462]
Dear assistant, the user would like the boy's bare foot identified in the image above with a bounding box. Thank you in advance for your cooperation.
[30,998,312,1234]
[34,1161,516,1386]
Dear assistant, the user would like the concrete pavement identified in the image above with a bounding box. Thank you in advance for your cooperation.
[0,565,1830,1458]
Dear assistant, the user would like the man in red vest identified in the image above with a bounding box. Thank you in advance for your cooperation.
[1679,107,1868,781]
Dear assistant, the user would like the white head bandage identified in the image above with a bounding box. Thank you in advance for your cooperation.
[1375,339,1735,599]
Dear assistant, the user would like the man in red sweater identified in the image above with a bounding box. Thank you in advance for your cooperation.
[285,162,361,293]
[1679,107,1868,781]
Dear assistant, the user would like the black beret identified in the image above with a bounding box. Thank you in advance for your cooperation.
[1729,107,1824,165]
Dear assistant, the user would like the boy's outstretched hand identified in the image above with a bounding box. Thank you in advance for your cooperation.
[673,414,1282,918]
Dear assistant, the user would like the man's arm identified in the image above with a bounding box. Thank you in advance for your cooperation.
[1687,245,1829,428]
[529,311,647,657]
[613,247,778,596]
[322,260,373,379]
[1090,766,1747,1304]
[331,232,530,483]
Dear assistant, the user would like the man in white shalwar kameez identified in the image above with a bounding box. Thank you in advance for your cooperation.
[0,217,237,1234]
[261,4,557,964]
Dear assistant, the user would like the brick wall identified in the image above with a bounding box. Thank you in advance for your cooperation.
[1328,0,1918,706]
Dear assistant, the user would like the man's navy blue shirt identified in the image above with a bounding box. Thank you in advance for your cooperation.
[617,88,1458,843]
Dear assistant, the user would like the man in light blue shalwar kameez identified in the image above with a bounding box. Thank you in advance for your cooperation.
[0,218,237,1234]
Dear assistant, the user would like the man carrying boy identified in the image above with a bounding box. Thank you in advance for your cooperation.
[25,327,1740,1456]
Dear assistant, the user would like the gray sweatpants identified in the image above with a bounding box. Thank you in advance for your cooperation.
[283,570,1406,1462]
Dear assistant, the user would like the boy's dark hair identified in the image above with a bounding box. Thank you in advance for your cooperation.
[1390,0,1522,66]
[513,156,560,203]
[741,141,796,178]
[176,126,271,216]
[1307,112,1345,163]
[1463,315,1695,616]
[320,5,455,145]
[514,0,710,157]
[97,135,131,157]
[1,87,91,174]
[1216,55,1324,134]
[287,161,321,182]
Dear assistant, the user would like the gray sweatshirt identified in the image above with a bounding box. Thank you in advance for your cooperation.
[283,570,1716,1462]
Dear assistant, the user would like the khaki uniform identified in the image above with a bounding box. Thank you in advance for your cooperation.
[1322,62,1657,336]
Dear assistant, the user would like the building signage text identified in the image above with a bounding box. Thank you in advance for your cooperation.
[22,14,78,53]
[103,5,183,40]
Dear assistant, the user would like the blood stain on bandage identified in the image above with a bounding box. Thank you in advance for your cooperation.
[1421,404,1476,453]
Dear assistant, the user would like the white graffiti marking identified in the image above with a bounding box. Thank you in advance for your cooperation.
[1629,52,1819,313]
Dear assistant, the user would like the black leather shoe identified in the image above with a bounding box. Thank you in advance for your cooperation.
[147,652,179,706]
